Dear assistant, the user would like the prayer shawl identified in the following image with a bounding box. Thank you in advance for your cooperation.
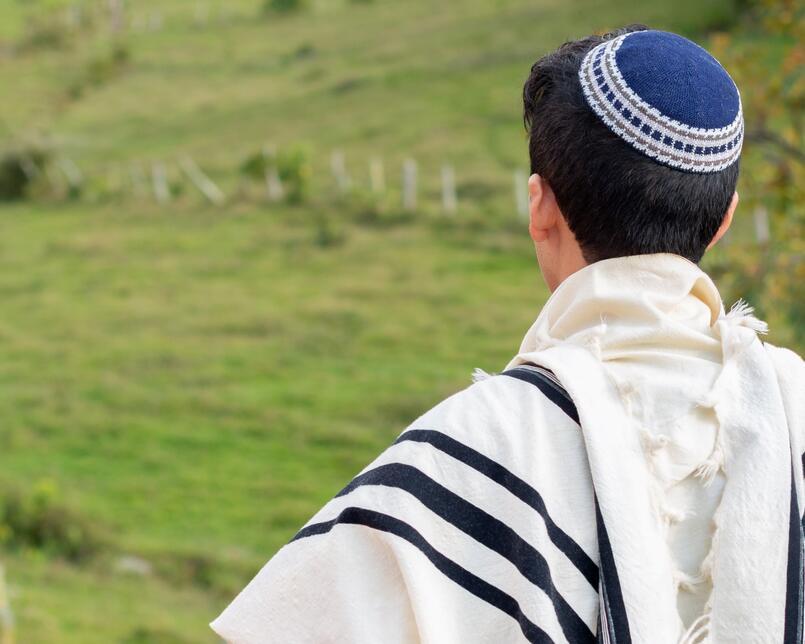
[211,254,804,643]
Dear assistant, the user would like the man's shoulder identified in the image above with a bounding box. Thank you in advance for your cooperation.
[388,365,585,490]
[291,363,593,562]
[763,342,804,444]
[403,365,580,440]
[213,366,599,644]
[763,341,804,403]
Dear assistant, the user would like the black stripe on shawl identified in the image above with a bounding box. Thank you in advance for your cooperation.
[331,462,595,643]
[595,497,631,644]
[800,452,805,527]
[504,364,632,643]
[293,507,555,644]
[395,428,599,589]
[501,366,580,425]
[785,458,805,643]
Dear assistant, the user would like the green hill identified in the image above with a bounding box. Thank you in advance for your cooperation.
[0,0,784,642]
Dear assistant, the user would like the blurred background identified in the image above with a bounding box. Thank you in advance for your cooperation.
[0,0,801,641]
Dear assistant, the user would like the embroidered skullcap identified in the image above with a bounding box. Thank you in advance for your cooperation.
[578,29,743,173]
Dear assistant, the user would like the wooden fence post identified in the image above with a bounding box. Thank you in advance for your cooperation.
[262,144,284,202]
[330,150,351,193]
[18,156,39,181]
[402,158,417,211]
[58,157,83,198]
[179,156,225,205]
[149,11,163,31]
[151,161,171,204]
[108,0,125,34]
[441,164,457,215]
[266,169,284,202]
[194,3,209,26]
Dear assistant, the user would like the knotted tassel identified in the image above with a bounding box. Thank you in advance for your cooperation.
[673,569,707,593]
[693,445,724,486]
[679,612,711,644]
[698,529,717,582]
[694,390,725,486]
[640,430,670,453]
[471,367,493,383]
[723,298,768,335]
[681,503,721,643]
[659,504,688,528]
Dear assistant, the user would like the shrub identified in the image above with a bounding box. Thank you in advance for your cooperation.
[263,0,309,14]
[240,144,312,204]
[0,480,103,562]
[703,0,804,352]
[17,15,70,54]
[0,143,51,201]
[313,212,347,247]
[276,145,312,203]
[68,43,131,99]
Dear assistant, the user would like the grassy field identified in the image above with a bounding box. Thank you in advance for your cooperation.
[0,0,793,642]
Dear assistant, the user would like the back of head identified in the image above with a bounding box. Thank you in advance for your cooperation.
[523,25,743,264]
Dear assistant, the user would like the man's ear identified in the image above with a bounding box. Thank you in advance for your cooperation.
[528,173,557,243]
[706,191,739,250]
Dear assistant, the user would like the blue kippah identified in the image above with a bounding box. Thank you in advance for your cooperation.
[578,30,743,173]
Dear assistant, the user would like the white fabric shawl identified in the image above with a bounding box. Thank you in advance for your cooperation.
[511,254,727,629]
[505,253,804,643]
[211,253,804,644]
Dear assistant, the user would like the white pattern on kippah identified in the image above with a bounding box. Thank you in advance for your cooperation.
[578,33,744,173]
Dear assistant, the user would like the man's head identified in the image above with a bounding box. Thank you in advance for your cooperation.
[523,25,741,290]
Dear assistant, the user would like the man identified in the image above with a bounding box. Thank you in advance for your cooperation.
[212,26,804,643]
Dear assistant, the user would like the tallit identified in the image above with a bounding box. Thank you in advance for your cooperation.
[212,253,804,643]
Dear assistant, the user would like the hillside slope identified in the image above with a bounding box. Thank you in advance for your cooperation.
[0,1,742,642]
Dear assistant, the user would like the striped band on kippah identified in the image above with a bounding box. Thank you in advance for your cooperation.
[578,31,744,173]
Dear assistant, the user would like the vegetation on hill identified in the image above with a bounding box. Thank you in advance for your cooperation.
[704,0,803,349]
[0,0,798,641]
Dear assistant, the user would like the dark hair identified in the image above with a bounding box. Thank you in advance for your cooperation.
[522,25,739,264]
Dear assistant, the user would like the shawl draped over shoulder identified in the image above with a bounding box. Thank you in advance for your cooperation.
[211,254,805,644]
